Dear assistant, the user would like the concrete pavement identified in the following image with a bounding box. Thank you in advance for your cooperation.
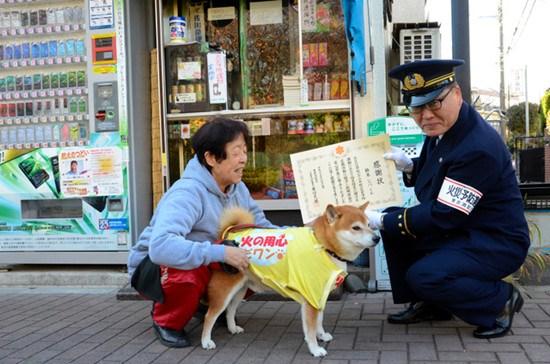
[0,285,549,363]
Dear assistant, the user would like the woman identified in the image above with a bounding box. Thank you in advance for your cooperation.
[128,118,276,348]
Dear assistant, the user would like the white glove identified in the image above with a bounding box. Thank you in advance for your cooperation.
[384,146,413,173]
[365,209,385,230]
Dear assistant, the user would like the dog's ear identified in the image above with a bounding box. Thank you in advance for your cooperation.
[325,204,340,224]
[359,201,369,210]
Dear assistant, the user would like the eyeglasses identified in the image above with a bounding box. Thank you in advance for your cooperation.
[407,86,455,116]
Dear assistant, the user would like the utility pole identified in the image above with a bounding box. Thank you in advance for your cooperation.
[498,0,506,111]
[525,65,529,136]
[451,0,471,104]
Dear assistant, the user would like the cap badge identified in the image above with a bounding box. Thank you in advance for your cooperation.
[403,73,425,91]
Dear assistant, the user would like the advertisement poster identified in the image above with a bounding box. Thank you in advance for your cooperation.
[59,147,123,197]
[207,52,227,104]
[290,134,402,224]
[0,146,129,251]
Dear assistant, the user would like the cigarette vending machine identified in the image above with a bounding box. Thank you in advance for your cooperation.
[0,0,152,264]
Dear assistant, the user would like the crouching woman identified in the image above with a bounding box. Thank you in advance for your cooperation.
[127,118,275,347]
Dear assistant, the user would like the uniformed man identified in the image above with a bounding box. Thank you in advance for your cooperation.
[365,59,530,339]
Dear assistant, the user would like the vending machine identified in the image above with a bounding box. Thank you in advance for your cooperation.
[0,0,152,264]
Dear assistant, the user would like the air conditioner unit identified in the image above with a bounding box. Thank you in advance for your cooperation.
[399,28,441,64]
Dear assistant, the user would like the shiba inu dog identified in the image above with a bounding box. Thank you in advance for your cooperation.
[201,202,379,357]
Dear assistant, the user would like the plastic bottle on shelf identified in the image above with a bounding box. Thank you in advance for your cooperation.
[169,16,186,43]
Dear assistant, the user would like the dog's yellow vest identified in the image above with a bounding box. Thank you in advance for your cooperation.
[223,226,347,310]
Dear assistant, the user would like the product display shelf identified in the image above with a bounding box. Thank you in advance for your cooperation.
[165,99,351,121]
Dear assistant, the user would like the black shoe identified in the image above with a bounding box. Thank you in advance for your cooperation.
[473,285,524,339]
[387,302,453,324]
[153,323,191,348]
[343,274,368,293]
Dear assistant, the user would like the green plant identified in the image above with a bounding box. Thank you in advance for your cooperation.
[508,219,550,283]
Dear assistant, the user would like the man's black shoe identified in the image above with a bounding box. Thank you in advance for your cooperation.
[153,323,191,348]
[387,302,453,324]
[473,285,524,339]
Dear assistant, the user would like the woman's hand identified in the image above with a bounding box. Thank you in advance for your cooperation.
[224,246,250,272]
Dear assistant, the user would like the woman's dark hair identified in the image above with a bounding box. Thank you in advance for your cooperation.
[191,118,249,171]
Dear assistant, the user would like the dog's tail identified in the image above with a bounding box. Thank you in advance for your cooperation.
[219,207,255,239]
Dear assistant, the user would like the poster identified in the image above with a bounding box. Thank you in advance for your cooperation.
[60,147,123,197]
[207,52,227,104]
[89,0,114,29]
[290,134,402,223]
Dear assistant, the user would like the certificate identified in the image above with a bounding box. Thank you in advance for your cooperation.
[290,134,402,223]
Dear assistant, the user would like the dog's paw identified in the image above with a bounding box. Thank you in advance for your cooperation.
[317,332,333,342]
[201,339,216,350]
[228,325,244,335]
[309,346,327,357]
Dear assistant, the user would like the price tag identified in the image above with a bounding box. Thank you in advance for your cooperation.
[20,59,27,67]
[27,27,34,34]
[72,24,80,31]
[65,57,72,64]
[13,92,20,99]
[31,117,38,123]
[0,30,7,37]
[56,57,62,64]
[36,27,43,34]
[75,88,82,95]
[24,143,31,149]
[48,90,55,97]
[59,115,65,122]
[30,91,37,98]
[73,56,81,63]
[22,117,30,124]
[11,60,18,67]
[14,118,21,124]
[54,25,61,32]
[9,29,16,36]
[66,89,73,96]
[57,89,64,96]
[6,119,13,125]
[76,114,83,121]
[38,59,45,66]
[22,92,28,98]
[45,26,52,33]
[67,115,74,121]
[39,91,46,97]
[4,93,11,100]
[49,116,56,122]
[17,28,25,35]
[40,116,47,123]
[30,59,37,66]
[47,58,54,65]
[63,24,70,31]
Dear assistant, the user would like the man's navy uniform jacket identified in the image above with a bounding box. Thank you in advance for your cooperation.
[381,102,530,327]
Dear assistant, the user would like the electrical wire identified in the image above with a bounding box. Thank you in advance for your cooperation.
[506,0,537,55]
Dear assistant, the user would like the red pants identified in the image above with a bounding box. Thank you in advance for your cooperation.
[152,265,211,331]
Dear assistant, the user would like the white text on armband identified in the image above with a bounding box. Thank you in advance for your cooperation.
[437,177,482,215]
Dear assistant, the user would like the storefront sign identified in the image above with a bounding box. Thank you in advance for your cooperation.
[207,52,227,104]
[207,7,236,21]
[290,134,402,223]
[250,1,283,26]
